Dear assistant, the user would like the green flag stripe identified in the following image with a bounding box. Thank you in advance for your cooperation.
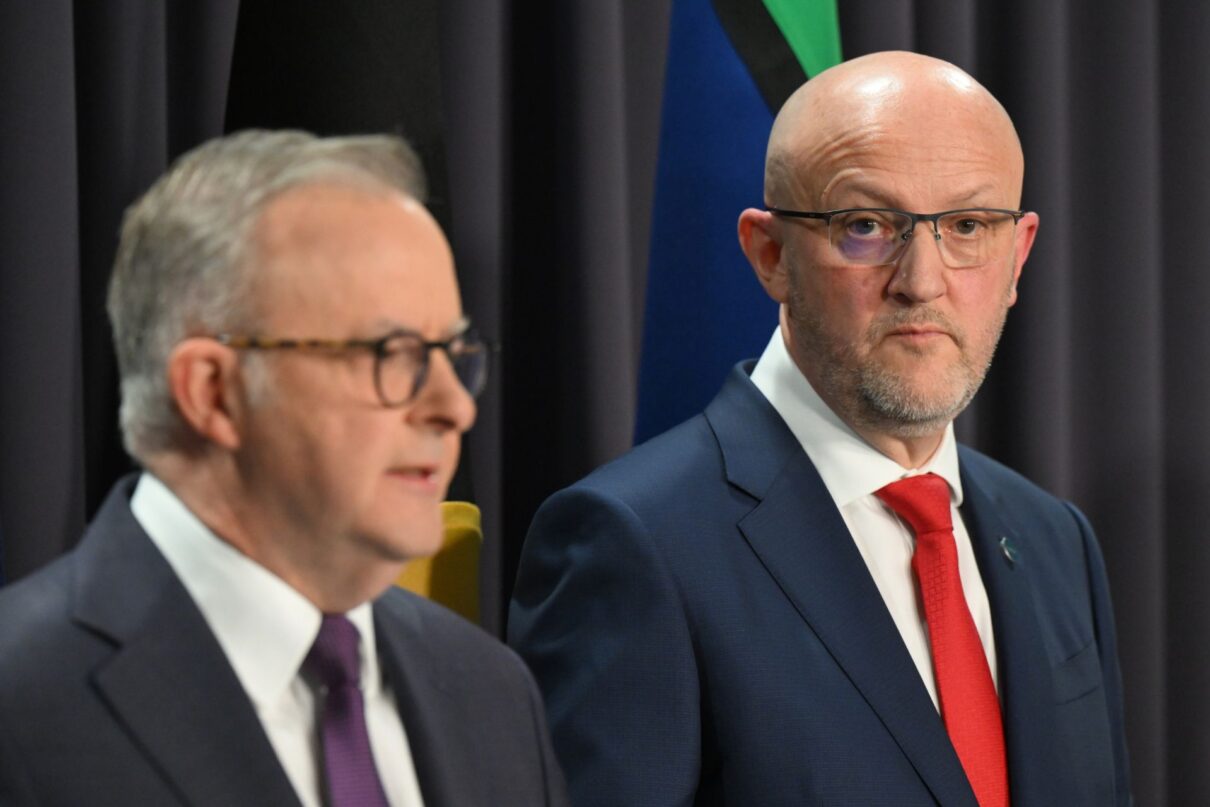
[761,0,842,78]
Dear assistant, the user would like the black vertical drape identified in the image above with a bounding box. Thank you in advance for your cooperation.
[0,0,237,577]
[1,1,1205,802]
[502,0,670,625]
[1,2,84,580]
[1158,2,1210,799]
[73,1,242,521]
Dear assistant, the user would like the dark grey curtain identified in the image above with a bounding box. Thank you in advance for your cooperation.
[1,1,1205,802]
[0,1,239,578]
[0,2,84,580]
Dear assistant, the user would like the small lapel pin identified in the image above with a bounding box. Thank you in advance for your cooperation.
[999,536,1019,567]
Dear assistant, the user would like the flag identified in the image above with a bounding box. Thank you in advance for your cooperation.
[634,0,841,443]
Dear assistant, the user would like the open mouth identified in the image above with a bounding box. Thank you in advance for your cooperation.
[387,465,441,492]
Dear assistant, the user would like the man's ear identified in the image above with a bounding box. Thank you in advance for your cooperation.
[166,338,244,450]
[738,208,789,303]
[1006,210,1040,306]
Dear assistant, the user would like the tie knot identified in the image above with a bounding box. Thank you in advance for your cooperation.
[305,614,362,690]
[875,473,953,536]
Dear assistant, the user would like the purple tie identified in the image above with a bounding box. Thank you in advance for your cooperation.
[305,615,390,807]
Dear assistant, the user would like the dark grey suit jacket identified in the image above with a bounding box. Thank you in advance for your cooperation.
[0,477,568,807]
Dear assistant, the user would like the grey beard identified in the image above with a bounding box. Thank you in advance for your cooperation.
[802,307,1006,441]
[851,353,982,438]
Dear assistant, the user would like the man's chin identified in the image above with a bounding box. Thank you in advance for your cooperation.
[359,514,445,562]
[387,531,444,562]
[855,372,974,434]
[870,341,960,374]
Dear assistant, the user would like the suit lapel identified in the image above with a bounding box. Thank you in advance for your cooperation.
[707,367,977,806]
[374,597,470,806]
[959,454,1062,806]
[72,480,302,807]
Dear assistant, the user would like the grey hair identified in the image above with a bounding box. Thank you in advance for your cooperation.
[108,129,428,461]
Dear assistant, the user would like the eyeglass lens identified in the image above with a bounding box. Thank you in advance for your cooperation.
[376,333,488,406]
[830,209,1017,268]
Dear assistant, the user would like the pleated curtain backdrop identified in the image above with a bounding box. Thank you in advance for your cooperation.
[1,1,1207,802]
[0,0,241,578]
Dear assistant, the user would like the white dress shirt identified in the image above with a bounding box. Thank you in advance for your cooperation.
[750,329,999,710]
[131,473,425,807]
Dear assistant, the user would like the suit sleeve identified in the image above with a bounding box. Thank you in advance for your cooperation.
[508,487,701,807]
[1066,502,1133,805]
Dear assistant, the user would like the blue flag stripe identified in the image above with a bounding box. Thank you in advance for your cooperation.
[634,0,779,444]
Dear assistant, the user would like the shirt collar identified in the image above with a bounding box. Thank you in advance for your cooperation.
[131,473,383,705]
[749,328,964,507]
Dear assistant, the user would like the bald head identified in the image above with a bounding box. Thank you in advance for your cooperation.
[765,51,1024,209]
[737,51,1040,466]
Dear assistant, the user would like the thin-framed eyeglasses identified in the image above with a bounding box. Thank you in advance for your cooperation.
[215,322,493,408]
[766,206,1025,269]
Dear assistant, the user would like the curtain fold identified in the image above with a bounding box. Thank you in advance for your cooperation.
[1,2,85,578]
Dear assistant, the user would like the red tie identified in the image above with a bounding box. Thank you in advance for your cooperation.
[876,473,1009,807]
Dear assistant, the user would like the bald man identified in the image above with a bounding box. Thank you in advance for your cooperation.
[509,52,1130,806]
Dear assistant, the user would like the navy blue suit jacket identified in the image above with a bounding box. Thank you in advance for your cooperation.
[0,477,568,807]
[509,365,1130,806]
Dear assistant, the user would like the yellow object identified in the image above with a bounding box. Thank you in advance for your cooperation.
[396,501,482,623]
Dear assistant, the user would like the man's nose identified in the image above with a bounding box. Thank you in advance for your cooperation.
[410,351,478,433]
[886,223,947,303]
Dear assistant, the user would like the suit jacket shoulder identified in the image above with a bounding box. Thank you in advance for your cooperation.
[0,477,301,806]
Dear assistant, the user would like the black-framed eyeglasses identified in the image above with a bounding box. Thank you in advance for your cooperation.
[767,206,1025,269]
[216,323,494,408]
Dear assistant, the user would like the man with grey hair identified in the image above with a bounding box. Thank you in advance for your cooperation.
[511,52,1130,805]
[0,130,568,807]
